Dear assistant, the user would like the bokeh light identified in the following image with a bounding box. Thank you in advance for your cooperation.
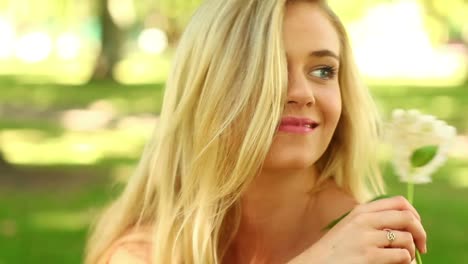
[56,33,81,61]
[138,28,168,55]
[15,31,53,63]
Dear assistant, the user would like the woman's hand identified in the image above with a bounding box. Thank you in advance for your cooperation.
[289,196,427,264]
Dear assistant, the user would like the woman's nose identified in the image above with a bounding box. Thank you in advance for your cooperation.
[286,72,315,107]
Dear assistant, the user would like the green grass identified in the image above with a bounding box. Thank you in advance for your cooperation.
[0,80,467,263]
[0,81,165,115]
[0,163,126,264]
[370,84,468,132]
[1,161,466,264]
[0,189,100,263]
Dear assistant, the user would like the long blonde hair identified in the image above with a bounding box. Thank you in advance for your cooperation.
[85,0,384,263]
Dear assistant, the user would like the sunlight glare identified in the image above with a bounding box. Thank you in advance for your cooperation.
[15,31,52,63]
[0,17,15,59]
[348,0,466,84]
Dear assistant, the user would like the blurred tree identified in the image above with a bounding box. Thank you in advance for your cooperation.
[419,0,468,83]
[91,0,124,81]
[0,150,11,169]
[89,0,202,81]
[139,0,202,45]
[419,0,468,44]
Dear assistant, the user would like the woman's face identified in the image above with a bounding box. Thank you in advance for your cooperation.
[263,1,342,171]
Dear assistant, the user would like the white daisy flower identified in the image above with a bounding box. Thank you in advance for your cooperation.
[386,109,457,184]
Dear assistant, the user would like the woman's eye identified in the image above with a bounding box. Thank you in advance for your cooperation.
[309,66,337,80]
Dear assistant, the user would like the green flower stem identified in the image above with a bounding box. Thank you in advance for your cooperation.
[416,251,423,263]
[407,180,414,204]
[407,170,422,264]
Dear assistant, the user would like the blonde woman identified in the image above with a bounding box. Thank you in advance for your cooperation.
[86,0,427,263]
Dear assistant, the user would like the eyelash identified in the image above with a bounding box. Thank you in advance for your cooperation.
[309,66,337,80]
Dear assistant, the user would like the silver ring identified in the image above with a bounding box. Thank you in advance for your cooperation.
[385,229,396,245]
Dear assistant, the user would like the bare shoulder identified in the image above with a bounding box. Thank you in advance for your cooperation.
[315,180,359,226]
[100,226,153,264]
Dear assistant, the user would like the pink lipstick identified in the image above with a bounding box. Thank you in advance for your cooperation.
[278,117,319,134]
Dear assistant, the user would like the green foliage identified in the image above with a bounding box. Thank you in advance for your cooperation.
[417,0,468,41]
[0,168,124,264]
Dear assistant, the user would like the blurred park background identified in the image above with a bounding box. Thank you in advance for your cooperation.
[0,0,467,263]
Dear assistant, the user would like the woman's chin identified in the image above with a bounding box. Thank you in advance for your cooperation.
[263,156,318,171]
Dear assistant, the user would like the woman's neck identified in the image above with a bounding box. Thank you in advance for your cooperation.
[226,167,327,264]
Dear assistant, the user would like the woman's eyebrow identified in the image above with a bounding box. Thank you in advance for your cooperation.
[309,49,339,61]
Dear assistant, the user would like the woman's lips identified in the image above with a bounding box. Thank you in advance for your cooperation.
[278,117,319,134]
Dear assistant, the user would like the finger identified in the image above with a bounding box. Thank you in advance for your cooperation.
[372,230,416,260]
[354,196,421,221]
[371,248,412,264]
[366,210,427,254]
